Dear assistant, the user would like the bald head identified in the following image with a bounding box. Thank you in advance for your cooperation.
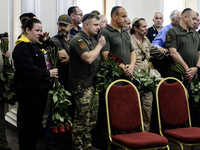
[124,17,131,31]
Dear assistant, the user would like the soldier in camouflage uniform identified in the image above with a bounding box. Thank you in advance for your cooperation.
[68,13,106,150]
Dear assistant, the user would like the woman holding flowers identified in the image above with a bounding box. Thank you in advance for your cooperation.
[12,18,58,150]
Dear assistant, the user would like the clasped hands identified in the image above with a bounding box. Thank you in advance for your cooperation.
[122,64,134,78]
[184,67,198,83]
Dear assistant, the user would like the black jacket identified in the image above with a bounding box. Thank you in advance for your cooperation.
[13,35,53,89]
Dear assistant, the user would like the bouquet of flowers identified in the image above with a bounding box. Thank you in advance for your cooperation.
[171,62,185,79]
[0,40,16,105]
[189,78,200,104]
[46,46,72,133]
[90,53,123,109]
[168,62,200,106]
[132,69,161,94]
[95,53,123,90]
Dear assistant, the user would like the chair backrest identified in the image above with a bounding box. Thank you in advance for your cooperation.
[105,79,143,132]
[156,77,190,127]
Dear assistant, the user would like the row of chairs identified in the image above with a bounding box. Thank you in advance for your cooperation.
[105,77,200,150]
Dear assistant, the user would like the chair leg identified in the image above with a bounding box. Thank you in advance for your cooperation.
[108,142,111,150]
[178,143,184,150]
[166,145,170,150]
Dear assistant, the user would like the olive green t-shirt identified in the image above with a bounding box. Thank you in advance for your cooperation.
[165,24,200,78]
[98,24,134,65]
[68,30,100,89]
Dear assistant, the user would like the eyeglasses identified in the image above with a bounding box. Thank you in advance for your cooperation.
[75,13,83,17]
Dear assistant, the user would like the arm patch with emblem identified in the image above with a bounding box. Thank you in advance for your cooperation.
[78,38,87,50]
[166,36,171,42]
[79,42,87,50]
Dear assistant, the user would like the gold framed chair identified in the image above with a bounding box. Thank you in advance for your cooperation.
[105,79,169,150]
[156,77,200,150]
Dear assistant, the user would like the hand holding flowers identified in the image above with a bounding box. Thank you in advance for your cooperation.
[46,46,72,133]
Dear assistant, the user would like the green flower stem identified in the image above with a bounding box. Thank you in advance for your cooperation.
[89,91,98,109]
[171,62,185,76]
[0,40,16,104]
[54,77,60,90]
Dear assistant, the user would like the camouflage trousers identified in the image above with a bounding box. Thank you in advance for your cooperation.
[72,84,99,150]
[140,92,153,132]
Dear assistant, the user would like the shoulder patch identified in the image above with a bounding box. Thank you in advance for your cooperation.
[79,42,87,50]
[78,38,82,41]
[166,36,171,42]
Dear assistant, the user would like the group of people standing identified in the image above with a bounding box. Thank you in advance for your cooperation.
[1,5,200,150]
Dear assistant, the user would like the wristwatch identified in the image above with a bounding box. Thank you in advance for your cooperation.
[196,66,200,72]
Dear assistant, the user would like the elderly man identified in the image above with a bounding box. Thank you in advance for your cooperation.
[124,17,131,32]
[130,17,166,131]
[93,15,108,40]
[150,10,181,77]
[193,12,200,30]
[152,10,181,52]
[146,12,163,42]
[99,15,108,30]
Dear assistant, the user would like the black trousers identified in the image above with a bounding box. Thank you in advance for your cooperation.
[16,88,48,150]
[0,102,9,149]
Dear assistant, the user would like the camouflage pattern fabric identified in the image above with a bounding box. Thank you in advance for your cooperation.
[72,84,99,150]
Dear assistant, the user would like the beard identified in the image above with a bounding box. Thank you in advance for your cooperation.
[58,30,69,37]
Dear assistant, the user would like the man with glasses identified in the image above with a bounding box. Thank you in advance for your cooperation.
[68,6,83,36]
